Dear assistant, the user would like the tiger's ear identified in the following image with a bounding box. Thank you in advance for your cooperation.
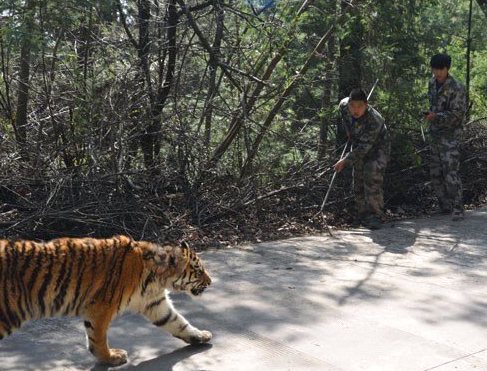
[142,250,156,260]
[166,251,178,268]
[180,240,190,249]
[142,244,178,268]
[151,245,183,277]
[116,235,133,246]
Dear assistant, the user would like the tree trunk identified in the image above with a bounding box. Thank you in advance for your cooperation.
[14,0,35,160]
[137,0,155,169]
[476,0,487,16]
[137,0,178,170]
[466,0,473,121]
[337,1,363,145]
[202,0,224,156]
[318,6,338,161]
[152,0,178,161]
[0,32,14,132]
[318,55,334,160]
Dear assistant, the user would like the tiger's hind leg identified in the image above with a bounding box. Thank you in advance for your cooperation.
[0,322,9,339]
[143,294,212,345]
[0,323,11,340]
[83,310,128,366]
[0,312,22,340]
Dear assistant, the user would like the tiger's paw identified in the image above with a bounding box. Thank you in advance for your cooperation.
[189,330,212,345]
[177,329,212,345]
[101,348,128,366]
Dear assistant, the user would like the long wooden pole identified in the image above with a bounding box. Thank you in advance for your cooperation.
[466,0,473,121]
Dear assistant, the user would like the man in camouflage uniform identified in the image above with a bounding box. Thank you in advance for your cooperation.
[424,53,466,221]
[334,88,391,229]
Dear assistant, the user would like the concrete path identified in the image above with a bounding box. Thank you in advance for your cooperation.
[1,208,486,370]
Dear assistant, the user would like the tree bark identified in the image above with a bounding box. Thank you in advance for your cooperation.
[318,39,335,161]
[137,0,155,169]
[476,0,487,16]
[202,0,224,155]
[318,1,339,161]
[14,0,35,160]
[466,0,473,121]
[136,0,179,170]
[152,0,178,151]
[0,32,13,130]
[337,1,363,144]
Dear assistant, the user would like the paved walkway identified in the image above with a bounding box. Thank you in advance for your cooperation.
[1,207,486,370]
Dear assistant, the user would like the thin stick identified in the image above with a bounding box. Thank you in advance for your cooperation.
[318,142,348,213]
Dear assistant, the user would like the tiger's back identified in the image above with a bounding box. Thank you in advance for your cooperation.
[0,235,144,337]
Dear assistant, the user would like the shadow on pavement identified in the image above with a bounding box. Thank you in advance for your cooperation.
[371,222,418,254]
[91,344,212,371]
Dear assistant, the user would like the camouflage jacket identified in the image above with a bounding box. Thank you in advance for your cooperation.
[427,75,466,139]
[339,97,390,165]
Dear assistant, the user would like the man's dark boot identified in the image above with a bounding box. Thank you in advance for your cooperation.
[362,215,382,230]
[451,208,464,221]
[438,199,452,215]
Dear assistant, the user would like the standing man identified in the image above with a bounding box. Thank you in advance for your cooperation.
[424,53,466,221]
[334,88,390,229]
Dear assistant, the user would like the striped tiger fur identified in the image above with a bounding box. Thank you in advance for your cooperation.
[0,235,212,365]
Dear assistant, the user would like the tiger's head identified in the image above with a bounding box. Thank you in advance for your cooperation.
[143,241,211,297]
[173,241,212,296]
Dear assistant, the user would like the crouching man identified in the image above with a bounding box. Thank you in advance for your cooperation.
[334,88,391,229]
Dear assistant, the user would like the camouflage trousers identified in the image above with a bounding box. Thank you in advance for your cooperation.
[428,136,463,212]
[353,148,389,219]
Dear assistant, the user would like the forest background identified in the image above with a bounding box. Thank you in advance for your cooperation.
[1,0,486,246]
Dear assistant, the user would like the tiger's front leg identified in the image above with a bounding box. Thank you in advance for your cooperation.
[143,295,212,345]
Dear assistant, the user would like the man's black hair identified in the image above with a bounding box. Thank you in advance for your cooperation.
[349,88,367,102]
[430,53,451,69]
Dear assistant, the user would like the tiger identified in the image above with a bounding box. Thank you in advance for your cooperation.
[0,235,212,366]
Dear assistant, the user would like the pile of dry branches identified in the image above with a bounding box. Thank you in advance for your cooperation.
[1,117,486,246]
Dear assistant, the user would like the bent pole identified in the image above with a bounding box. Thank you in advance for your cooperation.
[318,143,347,213]
[367,78,379,101]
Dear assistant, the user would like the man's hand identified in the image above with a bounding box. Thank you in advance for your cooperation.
[424,112,436,122]
[334,158,347,173]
